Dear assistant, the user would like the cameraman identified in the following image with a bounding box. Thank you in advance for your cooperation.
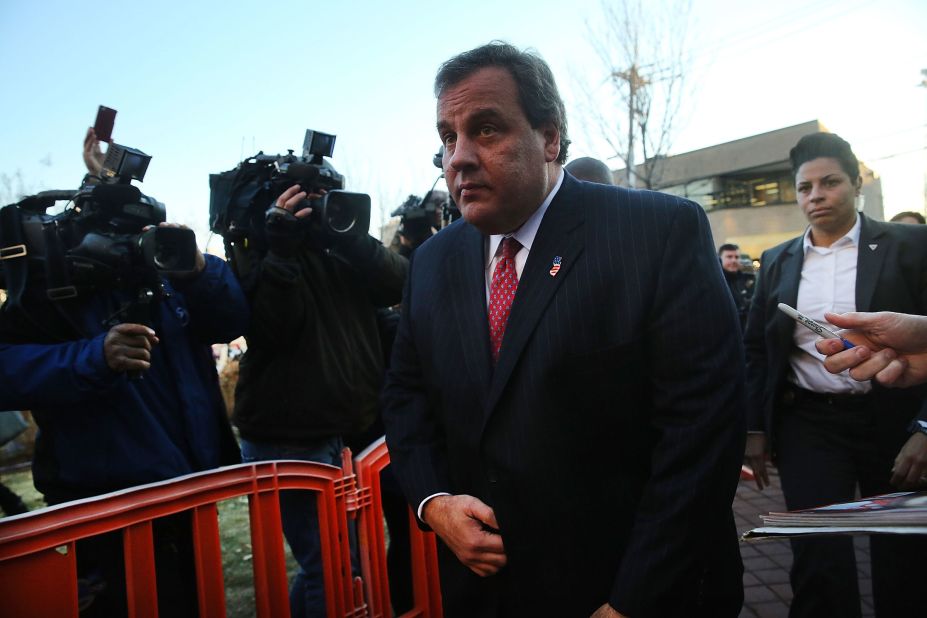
[0,221,248,617]
[389,192,444,258]
[232,183,407,618]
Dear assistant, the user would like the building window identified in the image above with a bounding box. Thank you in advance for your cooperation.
[709,172,795,210]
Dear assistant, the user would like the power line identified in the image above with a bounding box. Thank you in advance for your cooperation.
[684,0,877,70]
[868,146,927,162]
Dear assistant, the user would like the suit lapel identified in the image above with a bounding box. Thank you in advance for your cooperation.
[774,236,804,348]
[855,215,888,312]
[485,175,585,416]
[446,222,492,407]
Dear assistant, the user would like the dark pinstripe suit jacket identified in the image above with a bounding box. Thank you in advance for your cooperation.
[745,214,927,450]
[383,173,746,617]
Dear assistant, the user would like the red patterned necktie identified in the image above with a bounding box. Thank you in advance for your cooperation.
[488,237,522,364]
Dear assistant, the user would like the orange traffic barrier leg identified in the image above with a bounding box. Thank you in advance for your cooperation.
[192,503,227,617]
[123,521,158,618]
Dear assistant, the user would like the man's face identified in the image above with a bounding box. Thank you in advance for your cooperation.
[720,250,741,273]
[437,66,561,235]
[796,157,860,241]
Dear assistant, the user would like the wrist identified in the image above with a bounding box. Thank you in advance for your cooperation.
[420,493,451,526]
[908,419,927,436]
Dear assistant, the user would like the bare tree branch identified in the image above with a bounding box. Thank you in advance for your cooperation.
[579,0,693,189]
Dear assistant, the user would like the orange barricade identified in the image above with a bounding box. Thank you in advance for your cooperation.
[354,437,443,618]
[0,445,443,618]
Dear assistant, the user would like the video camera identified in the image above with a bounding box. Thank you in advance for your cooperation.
[208,129,371,249]
[391,191,446,250]
[0,144,198,306]
[431,145,460,227]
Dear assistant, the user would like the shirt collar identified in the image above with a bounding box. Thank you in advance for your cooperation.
[802,213,861,254]
[488,168,564,259]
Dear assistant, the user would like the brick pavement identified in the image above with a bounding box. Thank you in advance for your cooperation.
[735,468,874,617]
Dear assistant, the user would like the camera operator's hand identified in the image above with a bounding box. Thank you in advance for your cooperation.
[276,184,318,219]
[104,323,159,373]
[265,184,323,258]
[83,127,105,177]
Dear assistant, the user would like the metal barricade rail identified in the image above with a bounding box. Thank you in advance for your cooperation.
[0,441,442,618]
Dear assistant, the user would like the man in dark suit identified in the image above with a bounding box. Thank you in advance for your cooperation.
[382,42,746,618]
[743,132,927,617]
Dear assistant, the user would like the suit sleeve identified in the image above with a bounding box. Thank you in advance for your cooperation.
[610,199,746,616]
[381,252,451,524]
[743,250,773,433]
[0,335,119,409]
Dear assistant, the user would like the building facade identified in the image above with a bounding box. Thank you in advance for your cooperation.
[615,120,884,261]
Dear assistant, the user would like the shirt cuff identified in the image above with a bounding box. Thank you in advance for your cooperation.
[417,492,451,522]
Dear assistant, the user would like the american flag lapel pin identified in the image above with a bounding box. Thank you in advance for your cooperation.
[549,256,562,277]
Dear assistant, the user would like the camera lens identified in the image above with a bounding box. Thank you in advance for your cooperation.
[326,200,356,234]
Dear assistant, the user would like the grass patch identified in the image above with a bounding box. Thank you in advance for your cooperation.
[2,468,299,618]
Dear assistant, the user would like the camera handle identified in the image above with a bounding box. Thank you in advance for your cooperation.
[102,286,157,381]
[124,287,156,381]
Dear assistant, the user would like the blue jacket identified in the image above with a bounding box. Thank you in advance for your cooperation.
[0,254,249,502]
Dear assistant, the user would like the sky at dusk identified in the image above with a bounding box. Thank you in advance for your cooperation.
[1,0,924,252]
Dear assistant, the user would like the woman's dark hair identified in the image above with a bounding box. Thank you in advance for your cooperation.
[435,41,571,164]
[789,132,860,183]
[890,211,926,224]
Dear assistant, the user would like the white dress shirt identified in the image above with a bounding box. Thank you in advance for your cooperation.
[484,169,564,303]
[787,215,871,394]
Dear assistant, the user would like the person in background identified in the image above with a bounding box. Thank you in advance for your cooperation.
[0,128,248,616]
[889,211,925,225]
[230,177,407,617]
[718,243,755,331]
[743,131,927,617]
[565,156,614,185]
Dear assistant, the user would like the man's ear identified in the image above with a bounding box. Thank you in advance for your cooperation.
[540,122,561,163]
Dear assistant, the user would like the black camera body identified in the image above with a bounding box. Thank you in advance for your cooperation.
[0,146,197,304]
[391,191,446,250]
[209,129,371,246]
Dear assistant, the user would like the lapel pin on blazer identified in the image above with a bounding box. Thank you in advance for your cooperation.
[869,244,878,251]
[549,256,562,277]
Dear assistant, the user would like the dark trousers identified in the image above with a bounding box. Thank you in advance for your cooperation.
[75,511,198,617]
[775,389,927,618]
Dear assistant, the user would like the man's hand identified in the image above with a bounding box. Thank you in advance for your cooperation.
[265,184,323,258]
[422,494,507,577]
[744,433,770,490]
[892,433,927,490]
[83,127,105,176]
[276,183,322,220]
[590,602,627,617]
[816,312,927,388]
[104,323,159,373]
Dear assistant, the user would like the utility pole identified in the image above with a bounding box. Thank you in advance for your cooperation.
[920,69,926,213]
[612,63,650,187]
